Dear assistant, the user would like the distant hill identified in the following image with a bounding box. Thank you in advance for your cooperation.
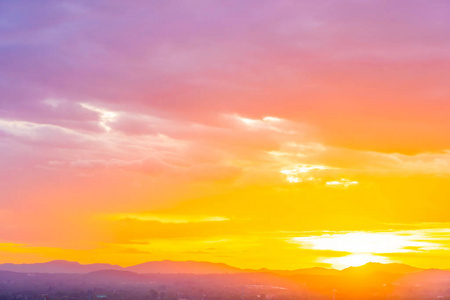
[398,269,450,285]
[0,260,244,274]
[125,260,244,274]
[0,260,122,274]
[342,262,422,275]
[254,267,339,276]
[0,260,429,277]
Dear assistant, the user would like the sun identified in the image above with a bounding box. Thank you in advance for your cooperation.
[322,253,390,270]
[290,231,436,269]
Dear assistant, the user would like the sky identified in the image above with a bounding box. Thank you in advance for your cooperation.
[1,0,450,270]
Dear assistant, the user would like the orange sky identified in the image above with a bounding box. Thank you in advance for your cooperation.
[0,0,450,270]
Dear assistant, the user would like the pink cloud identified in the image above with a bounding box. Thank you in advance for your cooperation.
[1,0,450,253]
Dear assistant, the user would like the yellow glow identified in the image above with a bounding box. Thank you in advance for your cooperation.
[110,213,229,223]
[280,164,330,183]
[322,254,391,270]
[0,242,26,248]
[292,232,434,254]
[286,176,301,183]
[291,231,439,269]
[267,151,289,157]
[326,178,358,187]
[280,164,330,175]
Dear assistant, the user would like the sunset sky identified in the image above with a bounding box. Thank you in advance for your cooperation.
[1,0,450,270]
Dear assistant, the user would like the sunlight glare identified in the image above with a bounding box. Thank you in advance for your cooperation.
[291,231,437,269]
[322,254,391,270]
[292,232,434,254]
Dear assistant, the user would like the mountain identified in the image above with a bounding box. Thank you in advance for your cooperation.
[0,260,429,276]
[85,269,146,282]
[0,260,122,274]
[398,269,450,285]
[342,262,422,275]
[125,260,244,274]
[254,267,339,276]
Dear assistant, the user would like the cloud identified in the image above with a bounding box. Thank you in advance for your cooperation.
[1,0,450,269]
[111,213,229,224]
[118,248,152,254]
[291,231,438,254]
[69,157,173,176]
[290,229,448,269]
[325,179,358,188]
[2,0,449,153]
[0,118,97,149]
[66,157,242,182]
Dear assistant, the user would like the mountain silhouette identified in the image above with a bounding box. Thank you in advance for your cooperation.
[125,260,243,274]
[0,260,122,273]
[253,267,339,276]
[0,260,430,276]
[342,262,422,275]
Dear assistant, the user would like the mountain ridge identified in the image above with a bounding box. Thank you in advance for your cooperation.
[0,260,429,275]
